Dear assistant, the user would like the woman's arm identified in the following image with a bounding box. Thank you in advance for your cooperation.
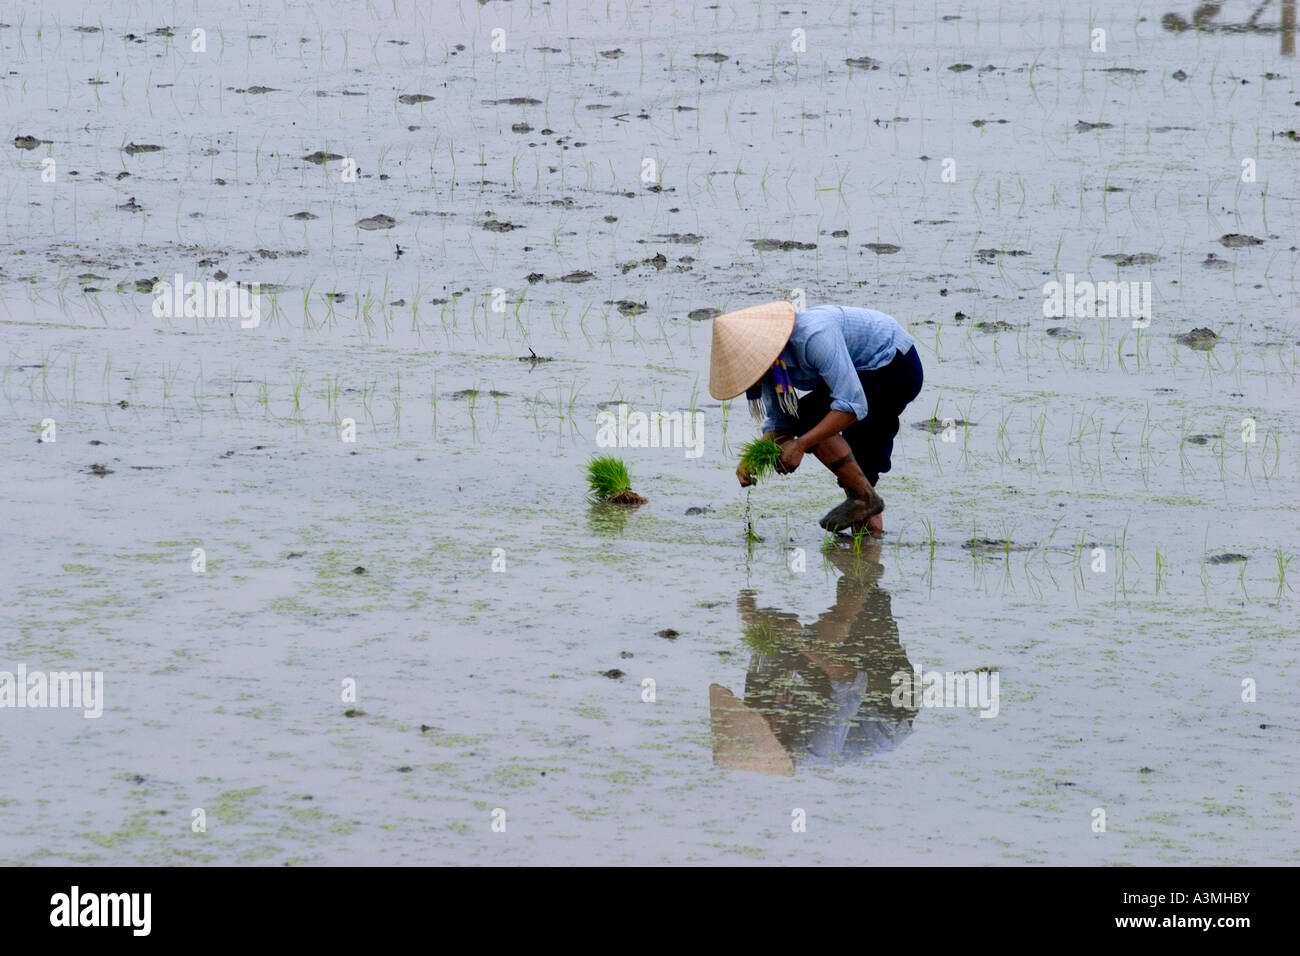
[775,326,875,495]
[784,410,855,460]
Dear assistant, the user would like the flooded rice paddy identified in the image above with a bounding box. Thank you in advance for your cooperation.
[1,0,1297,865]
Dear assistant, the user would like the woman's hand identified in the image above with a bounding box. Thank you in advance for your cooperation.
[736,462,757,487]
[776,438,804,474]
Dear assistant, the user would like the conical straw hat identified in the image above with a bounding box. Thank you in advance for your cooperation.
[709,683,795,776]
[708,300,797,400]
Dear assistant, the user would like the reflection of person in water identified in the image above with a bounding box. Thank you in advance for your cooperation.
[710,541,917,775]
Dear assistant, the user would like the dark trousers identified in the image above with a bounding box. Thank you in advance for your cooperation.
[791,346,923,486]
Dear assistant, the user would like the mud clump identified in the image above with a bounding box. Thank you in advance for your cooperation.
[975,247,1030,263]
[864,242,901,254]
[88,463,114,476]
[123,142,163,154]
[656,629,680,639]
[1207,553,1248,565]
[1101,252,1160,266]
[303,150,343,165]
[13,135,42,150]
[600,669,625,679]
[1218,233,1263,248]
[963,538,1034,555]
[975,320,1016,333]
[289,211,318,220]
[1175,327,1218,349]
[619,253,667,273]
[844,56,880,70]
[689,308,721,322]
[483,219,521,232]
[1074,120,1114,132]
[357,214,396,230]
[397,93,435,104]
[1046,327,1083,340]
[559,270,595,283]
[606,491,647,505]
[751,238,816,251]
[913,417,972,433]
[606,300,647,316]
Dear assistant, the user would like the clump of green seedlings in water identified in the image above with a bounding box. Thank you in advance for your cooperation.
[586,456,646,504]
[737,436,783,481]
[742,488,761,545]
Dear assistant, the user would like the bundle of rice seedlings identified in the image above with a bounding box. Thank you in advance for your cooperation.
[586,456,647,504]
[737,436,784,482]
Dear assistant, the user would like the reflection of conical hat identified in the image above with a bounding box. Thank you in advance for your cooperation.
[708,301,797,400]
[709,683,795,776]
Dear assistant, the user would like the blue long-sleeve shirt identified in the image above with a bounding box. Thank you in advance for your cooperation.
[760,305,915,434]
